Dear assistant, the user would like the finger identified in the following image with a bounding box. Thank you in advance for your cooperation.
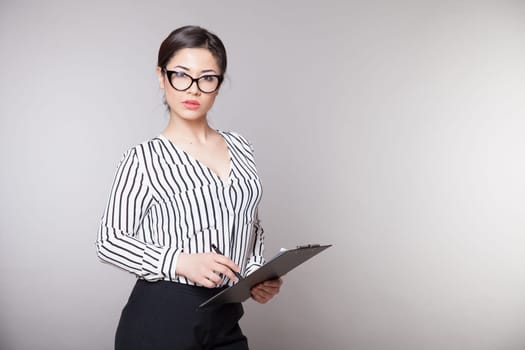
[261,283,280,293]
[208,271,222,285]
[212,261,241,282]
[252,287,271,300]
[212,263,239,282]
[251,290,270,304]
[261,286,280,296]
[200,277,217,288]
[213,255,241,273]
[263,278,283,287]
[250,290,264,302]
[251,294,266,304]
[254,282,278,292]
[252,283,266,292]
[261,285,280,297]
[251,284,263,293]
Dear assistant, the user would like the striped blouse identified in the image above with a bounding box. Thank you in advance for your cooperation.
[96,131,265,287]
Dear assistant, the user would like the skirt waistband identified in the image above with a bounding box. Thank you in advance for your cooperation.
[135,279,228,299]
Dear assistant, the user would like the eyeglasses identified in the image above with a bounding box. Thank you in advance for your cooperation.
[163,69,223,93]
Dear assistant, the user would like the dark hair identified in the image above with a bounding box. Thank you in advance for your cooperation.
[157,25,227,75]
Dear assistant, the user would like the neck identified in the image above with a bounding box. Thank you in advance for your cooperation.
[163,116,213,144]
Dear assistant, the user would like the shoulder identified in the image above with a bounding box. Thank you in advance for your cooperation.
[134,135,166,154]
[117,135,166,164]
[220,130,255,153]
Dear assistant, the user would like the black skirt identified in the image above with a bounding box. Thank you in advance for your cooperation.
[115,279,249,350]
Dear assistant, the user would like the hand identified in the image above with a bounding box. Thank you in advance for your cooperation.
[176,252,240,288]
[250,278,283,304]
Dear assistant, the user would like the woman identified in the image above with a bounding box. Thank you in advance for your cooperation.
[96,25,282,350]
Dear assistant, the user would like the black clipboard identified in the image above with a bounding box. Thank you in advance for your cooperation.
[199,244,332,308]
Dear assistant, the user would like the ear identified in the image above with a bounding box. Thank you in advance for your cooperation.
[156,67,165,89]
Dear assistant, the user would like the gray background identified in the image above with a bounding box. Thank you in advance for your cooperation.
[1,1,525,349]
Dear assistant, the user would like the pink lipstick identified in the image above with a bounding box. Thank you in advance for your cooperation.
[182,100,200,110]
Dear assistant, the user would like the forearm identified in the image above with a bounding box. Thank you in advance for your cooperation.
[96,224,181,281]
[245,213,266,275]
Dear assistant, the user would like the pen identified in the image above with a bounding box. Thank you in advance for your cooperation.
[211,244,243,281]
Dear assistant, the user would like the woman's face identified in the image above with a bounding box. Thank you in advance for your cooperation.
[157,48,221,122]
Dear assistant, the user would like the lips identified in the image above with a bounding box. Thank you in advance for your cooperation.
[182,100,200,110]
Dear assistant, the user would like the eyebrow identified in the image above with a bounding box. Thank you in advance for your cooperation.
[173,65,218,74]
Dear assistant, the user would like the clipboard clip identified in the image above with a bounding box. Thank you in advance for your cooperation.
[296,244,321,249]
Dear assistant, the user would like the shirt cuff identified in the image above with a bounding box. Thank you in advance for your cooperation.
[245,263,263,276]
[142,245,181,281]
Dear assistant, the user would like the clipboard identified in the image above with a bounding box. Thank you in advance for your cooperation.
[199,244,332,308]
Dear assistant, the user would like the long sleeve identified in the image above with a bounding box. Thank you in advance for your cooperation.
[244,210,265,276]
[96,148,180,281]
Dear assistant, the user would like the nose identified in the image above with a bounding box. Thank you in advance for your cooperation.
[187,79,201,95]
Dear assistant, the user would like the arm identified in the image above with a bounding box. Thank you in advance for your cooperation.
[96,148,179,281]
[246,211,284,303]
[245,210,265,276]
[233,133,282,300]
[96,148,240,285]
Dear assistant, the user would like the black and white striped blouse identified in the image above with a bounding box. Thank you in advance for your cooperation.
[96,131,265,286]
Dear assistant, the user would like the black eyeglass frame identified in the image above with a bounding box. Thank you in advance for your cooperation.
[163,68,224,93]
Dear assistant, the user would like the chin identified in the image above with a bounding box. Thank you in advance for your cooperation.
[173,110,208,121]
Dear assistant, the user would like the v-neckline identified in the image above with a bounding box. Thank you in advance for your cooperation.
[159,131,233,184]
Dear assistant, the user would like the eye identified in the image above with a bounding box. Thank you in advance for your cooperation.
[173,71,186,78]
[201,75,217,82]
